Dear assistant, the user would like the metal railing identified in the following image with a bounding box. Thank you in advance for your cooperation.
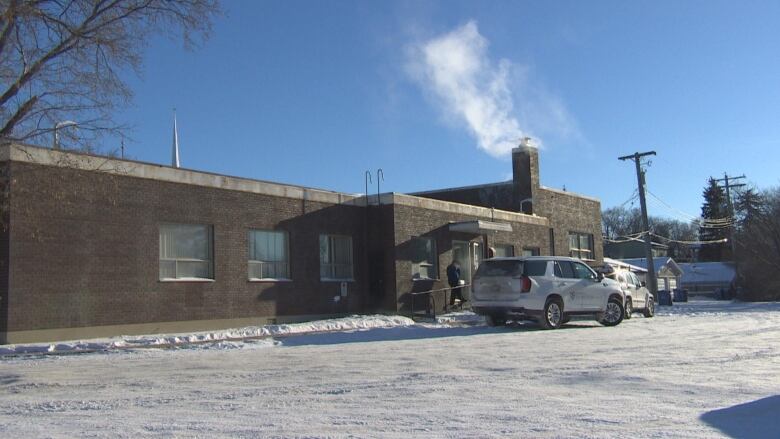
[409,283,472,319]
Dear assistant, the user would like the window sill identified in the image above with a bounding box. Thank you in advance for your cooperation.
[320,278,355,282]
[159,278,215,283]
[249,278,292,283]
[412,277,439,282]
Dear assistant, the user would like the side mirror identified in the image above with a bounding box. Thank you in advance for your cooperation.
[597,272,604,281]
[641,281,647,287]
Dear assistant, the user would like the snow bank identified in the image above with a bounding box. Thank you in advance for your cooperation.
[0,314,416,356]
[7,300,776,357]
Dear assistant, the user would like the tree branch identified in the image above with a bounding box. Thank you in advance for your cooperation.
[0,0,19,59]
[0,94,38,136]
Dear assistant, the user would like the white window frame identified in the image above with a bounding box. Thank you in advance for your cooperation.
[522,247,540,257]
[320,234,354,281]
[411,236,438,280]
[568,232,594,261]
[248,229,291,281]
[493,244,515,258]
[159,223,214,281]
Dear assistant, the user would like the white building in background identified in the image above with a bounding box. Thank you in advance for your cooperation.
[620,257,683,291]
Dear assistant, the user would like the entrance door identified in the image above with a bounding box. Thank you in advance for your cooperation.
[452,241,482,300]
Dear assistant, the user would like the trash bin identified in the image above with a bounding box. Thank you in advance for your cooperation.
[673,288,688,302]
[658,290,673,306]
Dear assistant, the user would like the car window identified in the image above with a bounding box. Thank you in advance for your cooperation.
[572,262,595,279]
[629,272,641,287]
[617,274,625,284]
[475,260,523,277]
[523,260,548,277]
[554,261,576,279]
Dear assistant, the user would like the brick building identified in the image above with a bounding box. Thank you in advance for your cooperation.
[0,141,601,343]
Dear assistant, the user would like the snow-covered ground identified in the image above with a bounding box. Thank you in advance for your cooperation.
[1,299,778,438]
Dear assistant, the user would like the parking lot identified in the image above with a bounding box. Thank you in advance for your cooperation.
[0,300,778,438]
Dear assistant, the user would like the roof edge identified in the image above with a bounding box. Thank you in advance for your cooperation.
[1,142,365,205]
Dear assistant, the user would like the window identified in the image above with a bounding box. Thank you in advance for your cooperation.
[493,244,514,258]
[572,262,596,279]
[628,272,643,287]
[554,260,576,278]
[320,235,353,280]
[523,260,548,276]
[159,224,213,280]
[568,232,594,260]
[411,237,438,280]
[475,259,523,277]
[248,230,290,280]
[522,247,540,257]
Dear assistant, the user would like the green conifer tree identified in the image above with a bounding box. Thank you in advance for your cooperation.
[698,178,729,261]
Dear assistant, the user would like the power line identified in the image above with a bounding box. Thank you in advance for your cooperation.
[603,232,648,243]
[643,197,734,228]
[616,189,639,209]
[644,189,734,225]
[649,232,728,246]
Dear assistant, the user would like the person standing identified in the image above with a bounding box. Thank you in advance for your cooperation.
[447,260,463,307]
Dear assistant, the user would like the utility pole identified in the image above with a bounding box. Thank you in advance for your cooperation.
[619,151,658,298]
[714,173,746,282]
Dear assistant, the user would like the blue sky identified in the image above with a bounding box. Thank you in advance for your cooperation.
[114,0,780,220]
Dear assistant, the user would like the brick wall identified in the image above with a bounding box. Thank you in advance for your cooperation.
[534,187,603,263]
[5,161,369,334]
[414,183,516,211]
[410,145,603,266]
[1,144,604,341]
[390,204,549,313]
[412,186,603,264]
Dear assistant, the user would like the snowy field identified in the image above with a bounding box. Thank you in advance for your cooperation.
[0,300,778,438]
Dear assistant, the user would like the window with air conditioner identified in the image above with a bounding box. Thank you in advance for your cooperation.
[248,230,290,280]
[159,224,213,280]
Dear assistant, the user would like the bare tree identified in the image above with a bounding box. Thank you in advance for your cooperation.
[602,205,698,260]
[735,187,780,301]
[0,0,220,151]
[601,206,642,239]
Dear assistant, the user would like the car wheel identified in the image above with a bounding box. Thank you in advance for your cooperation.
[540,298,564,330]
[643,295,655,318]
[485,314,506,327]
[624,298,633,320]
[600,298,624,327]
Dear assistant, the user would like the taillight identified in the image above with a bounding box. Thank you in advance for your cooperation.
[520,276,532,293]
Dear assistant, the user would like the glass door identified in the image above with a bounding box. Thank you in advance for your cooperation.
[452,241,482,301]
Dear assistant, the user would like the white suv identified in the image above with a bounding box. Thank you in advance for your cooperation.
[608,268,654,319]
[471,256,626,329]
